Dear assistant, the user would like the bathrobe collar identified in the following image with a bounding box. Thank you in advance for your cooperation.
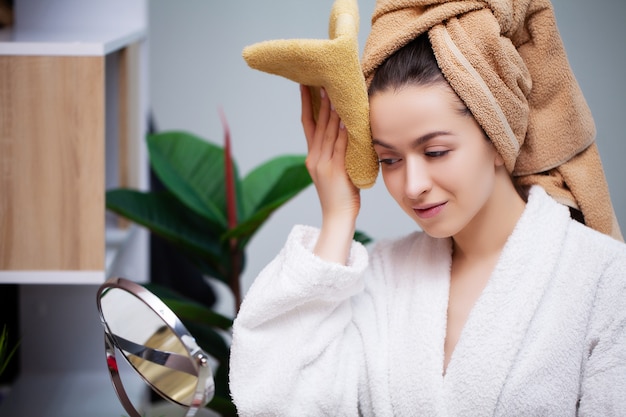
[443,186,571,414]
[387,186,572,416]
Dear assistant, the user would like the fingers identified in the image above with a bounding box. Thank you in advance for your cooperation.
[300,85,343,155]
[316,87,331,138]
[300,85,333,152]
[299,86,358,235]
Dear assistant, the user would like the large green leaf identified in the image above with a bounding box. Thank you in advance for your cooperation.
[147,131,242,228]
[230,155,311,243]
[225,197,291,246]
[106,189,228,278]
[241,155,310,215]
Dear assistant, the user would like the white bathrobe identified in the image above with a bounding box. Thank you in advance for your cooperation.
[229,187,626,416]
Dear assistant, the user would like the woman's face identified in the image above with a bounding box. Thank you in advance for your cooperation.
[369,83,504,239]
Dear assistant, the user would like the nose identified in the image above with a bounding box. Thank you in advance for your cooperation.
[404,157,431,199]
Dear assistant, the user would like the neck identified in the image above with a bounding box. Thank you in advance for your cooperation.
[452,178,526,263]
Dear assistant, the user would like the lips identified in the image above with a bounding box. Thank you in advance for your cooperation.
[413,202,447,219]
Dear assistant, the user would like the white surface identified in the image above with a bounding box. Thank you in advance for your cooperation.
[0,270,105,284]
[0,25,146,56]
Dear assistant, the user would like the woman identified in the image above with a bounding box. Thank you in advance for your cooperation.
[230,1,626,416]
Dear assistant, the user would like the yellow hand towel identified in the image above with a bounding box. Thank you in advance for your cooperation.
[242,0,379,189]
[362,0,622,240]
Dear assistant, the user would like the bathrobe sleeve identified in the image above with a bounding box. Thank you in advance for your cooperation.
[229,225,370,416]
[579,248,626,416]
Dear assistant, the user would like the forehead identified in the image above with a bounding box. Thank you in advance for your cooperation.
[369,84,466,133]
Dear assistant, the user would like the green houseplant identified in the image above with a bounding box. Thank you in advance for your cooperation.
[106,116,313,415]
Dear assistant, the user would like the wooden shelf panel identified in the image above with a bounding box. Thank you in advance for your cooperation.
[0,55,105,271]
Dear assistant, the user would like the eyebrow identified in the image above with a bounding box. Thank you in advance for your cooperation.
[372,131,453,150]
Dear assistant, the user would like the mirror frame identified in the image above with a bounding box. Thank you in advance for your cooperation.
[96,277,215,417]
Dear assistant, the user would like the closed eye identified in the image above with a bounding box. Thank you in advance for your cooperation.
[425,150,450,158]
[379,158,401,166]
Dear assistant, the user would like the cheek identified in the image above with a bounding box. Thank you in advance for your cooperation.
[452,145,498,183]
[459,152,499,200]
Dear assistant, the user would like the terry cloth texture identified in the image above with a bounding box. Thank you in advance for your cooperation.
[230,186,626,416]
[242,0,379,189]
[362,0,622,240]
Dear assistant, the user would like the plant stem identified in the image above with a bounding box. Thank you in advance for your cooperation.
[219,108,242,311]
[230,244,242,311]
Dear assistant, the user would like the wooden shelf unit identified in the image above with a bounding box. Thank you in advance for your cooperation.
[0,3,148,284]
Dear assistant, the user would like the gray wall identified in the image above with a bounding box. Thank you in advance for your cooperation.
[149,0,626,311]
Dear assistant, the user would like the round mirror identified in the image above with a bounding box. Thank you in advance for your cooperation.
[97,277,215,417]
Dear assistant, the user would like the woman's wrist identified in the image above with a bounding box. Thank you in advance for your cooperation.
[313,214,357,265]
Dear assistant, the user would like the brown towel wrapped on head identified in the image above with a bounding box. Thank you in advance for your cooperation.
[363,0,623,240]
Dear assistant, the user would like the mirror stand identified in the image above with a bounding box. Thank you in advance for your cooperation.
[97,277,215,417]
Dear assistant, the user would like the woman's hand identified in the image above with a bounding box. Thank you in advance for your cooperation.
[300,85,360,264]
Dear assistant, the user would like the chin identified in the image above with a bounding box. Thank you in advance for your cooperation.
[414,222,456,239]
